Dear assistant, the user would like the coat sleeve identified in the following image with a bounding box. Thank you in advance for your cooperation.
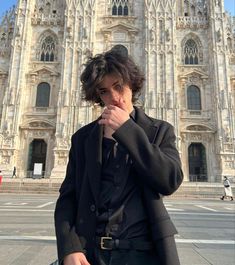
[54,134,85,264]
[113,119,183,195]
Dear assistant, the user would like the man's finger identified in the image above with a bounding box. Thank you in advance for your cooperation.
[118,98,127,111]
[101,113,110,119]
[81,258,91,265]
[107,105,116,110]
[103,108,111,115]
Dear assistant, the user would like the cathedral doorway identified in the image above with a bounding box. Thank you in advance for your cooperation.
[188,143,207,182]
[27,139,47,178]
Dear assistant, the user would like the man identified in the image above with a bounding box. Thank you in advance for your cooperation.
[54,45,183,265]
[12,166,17,178]
[220,176,233,201]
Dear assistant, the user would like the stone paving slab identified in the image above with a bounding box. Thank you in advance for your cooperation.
[0,240,57,265]
[178,244,235,265]
[0,240,234,265]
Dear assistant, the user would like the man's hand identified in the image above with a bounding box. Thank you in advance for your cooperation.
[103,124,115,139]
[98,103,130,131]
[64,252,91,265]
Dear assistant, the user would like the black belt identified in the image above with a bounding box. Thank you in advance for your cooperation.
[96,236,154,251]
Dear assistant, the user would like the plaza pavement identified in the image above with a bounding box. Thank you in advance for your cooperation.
[0,194,234,265]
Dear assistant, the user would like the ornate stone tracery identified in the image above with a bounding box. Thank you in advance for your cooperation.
[183,0,208,16]
[31,0,65,26]
[35,30,59,61]
[181,34,203,64]
[0,6,15,57]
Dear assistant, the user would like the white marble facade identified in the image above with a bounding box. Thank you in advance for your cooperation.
[0,0,234,181]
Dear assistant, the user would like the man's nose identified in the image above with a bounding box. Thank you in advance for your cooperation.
[110,89,120,102]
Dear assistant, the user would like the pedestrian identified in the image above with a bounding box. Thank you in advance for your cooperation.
[54,45,184,265]
[12,166,17,178]
[0,170,2,186]
[220,176,233,201]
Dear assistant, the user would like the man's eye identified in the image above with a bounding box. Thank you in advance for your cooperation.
[115,84,122,90]
[99,90,106,95]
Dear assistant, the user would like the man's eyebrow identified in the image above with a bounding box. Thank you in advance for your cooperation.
[98,80,120,90]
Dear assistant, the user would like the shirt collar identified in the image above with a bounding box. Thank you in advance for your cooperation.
[130,108,136,121]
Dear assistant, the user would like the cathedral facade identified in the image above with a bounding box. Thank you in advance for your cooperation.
[0,0,234,181]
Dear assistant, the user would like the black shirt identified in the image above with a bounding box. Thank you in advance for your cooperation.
[96,114,150,240]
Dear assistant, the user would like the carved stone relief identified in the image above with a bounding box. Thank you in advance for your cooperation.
[187,125,211,131]
[54,150,69,166]
[56,138,69,149]
[181,132,213,143]
[2,136,14,148]
[222,154,235,169]
[28,131,46,138]
[29,121,53,128]
[0,155,11,165]
[190,133,202,141]
[0,149,14,164]
[31,0,65,26]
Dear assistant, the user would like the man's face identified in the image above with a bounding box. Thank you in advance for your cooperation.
[97,74,133,113]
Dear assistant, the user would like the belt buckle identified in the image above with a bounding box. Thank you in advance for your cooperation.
[100,236,113,250]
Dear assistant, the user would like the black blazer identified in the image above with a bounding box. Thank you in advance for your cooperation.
[54,107,183,265]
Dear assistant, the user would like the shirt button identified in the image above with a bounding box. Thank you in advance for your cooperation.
[90,204,96,212]
[116,165,120,169]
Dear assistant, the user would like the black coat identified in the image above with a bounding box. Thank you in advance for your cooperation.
[54,107,183,265]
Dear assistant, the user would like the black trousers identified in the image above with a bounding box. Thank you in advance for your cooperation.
[94,248,160,265]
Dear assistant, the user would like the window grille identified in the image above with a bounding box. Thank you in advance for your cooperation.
[112,0,129,16]
[184,39,198,64]
[40,36,55,62]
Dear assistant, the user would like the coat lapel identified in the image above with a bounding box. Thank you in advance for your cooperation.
[135,107,159,143]
[84,108,158,205]
[84,121,103,205]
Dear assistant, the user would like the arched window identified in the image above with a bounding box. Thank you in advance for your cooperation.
[112,0,129,16]
[111,44,128,57]
[112,5,117,15]
[184,39,199,64]
[36,82,50,107]
[118,5,122,15]
[184,0,189,16]
[45,2,51,16]
[40,36,55,62]
[1,32,6,41]
[0,33,7,47]
[124,5,128,15]
[191,5,196,16]
[187,85,201,110]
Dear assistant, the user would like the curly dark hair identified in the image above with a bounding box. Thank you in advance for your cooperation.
[80,47,145,106]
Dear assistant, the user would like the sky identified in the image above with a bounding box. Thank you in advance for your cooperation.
[0,0,234,19]
[224,0,235,16]
[0,0,17,19]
